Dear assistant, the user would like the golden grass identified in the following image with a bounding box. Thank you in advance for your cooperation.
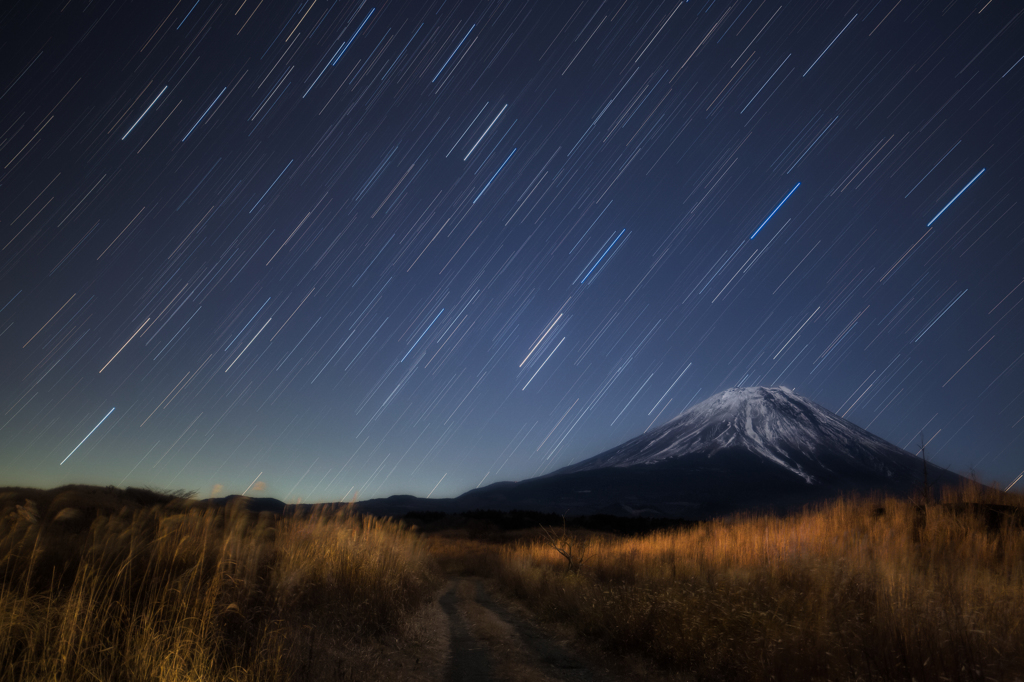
[0,491,437,681]
[450,483,1024,681]
[7,482,1021,681]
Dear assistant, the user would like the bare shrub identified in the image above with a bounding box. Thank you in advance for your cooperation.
[539,516,591,574]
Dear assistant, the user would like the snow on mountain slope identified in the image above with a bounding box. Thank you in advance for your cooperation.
[553,386,919,484]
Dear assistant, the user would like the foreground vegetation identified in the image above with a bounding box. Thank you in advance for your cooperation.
[432,484,1024,681]
[3,483,1022,681]
[0,486,437,681]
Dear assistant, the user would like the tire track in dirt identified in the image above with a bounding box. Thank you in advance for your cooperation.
[439,579,495,681]
[439,577,618,682]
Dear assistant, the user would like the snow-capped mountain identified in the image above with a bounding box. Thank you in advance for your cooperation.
[552,386,922,484]
[357,386,967,519]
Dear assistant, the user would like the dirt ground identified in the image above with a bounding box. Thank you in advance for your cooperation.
[364,577,688,682]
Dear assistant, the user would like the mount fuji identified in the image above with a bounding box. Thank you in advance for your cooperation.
[358,386,968,519]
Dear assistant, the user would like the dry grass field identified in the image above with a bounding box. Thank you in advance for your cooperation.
[430,483,1024,681]
[3,483,1022,681]
[0,486,438,681]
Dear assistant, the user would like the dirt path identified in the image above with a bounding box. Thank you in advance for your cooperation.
[437,577,623,682]
[360,576,686,682]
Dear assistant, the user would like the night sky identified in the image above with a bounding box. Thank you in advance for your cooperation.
[2,0,1022,502]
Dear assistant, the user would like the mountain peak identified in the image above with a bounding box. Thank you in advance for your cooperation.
[359,385,966,520]
[553,385,914,484]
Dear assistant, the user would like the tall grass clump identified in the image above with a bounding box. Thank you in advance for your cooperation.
[491,483,1024,681]
[0,489,436,681]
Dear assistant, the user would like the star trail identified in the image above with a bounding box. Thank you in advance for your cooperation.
[1,0,1022,502]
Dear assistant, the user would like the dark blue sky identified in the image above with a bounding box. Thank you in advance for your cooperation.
[2,0,1022,501]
